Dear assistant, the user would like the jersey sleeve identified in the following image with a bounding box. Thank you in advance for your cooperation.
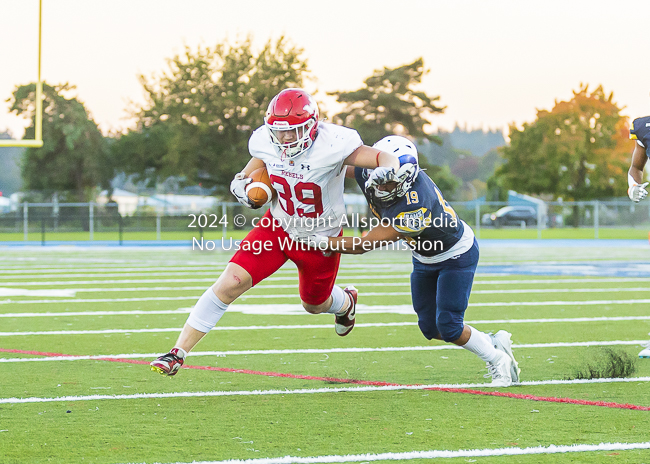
[329,125,363,163]
[248,126,276,162]
[354,167,369,193]
[630,116,650,150]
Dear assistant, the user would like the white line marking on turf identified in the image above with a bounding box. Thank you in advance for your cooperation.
[133,443,650,464]
[3,302,650,318]
[0,269,403,281]
[2,285,648,295]
[4,296,650,306]
[1,340,647,363]
[125,442,650,464]
[0,263,405,273]
[0,277,645,287]
[2,316,650,336]
[0,279,218,287]
[2,379,650,404]
[0,288,77,297]
[0,309,193,318]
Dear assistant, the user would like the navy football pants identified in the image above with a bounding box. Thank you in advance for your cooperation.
[410,239,479,342]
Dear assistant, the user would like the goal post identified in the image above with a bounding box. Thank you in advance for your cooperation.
[0,0,43,148]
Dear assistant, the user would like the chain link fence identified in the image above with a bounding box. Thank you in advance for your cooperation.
[1,199,649,244]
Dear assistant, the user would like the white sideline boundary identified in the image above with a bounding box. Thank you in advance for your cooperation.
[2,316,650,336]
[2,378,650,404]
[130,442,650,464]
[1,340,647,363]
[127,442,650,464]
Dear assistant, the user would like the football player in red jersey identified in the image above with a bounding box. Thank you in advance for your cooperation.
[628,116,650,358]
[151,88,400,376]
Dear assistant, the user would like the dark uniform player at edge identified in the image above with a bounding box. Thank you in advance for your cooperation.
[293,135,521,386]
[628,116,650,358]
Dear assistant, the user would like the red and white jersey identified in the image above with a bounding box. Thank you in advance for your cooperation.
[248,122,363,236]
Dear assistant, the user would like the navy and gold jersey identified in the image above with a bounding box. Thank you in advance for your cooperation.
[630,116,650,156]
[355,167,464,257]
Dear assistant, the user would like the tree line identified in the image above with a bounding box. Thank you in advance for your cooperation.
[6,37,632,205]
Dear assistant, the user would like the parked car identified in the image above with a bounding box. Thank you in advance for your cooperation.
[485,206,538,227]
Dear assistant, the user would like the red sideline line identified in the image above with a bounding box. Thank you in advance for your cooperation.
[426,387,650,411]
[0,348,398,386]
[2,348,648,410]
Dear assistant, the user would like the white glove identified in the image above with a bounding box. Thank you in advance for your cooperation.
[395,163,417,183]
[287,230,330,250]
[365,167,396,191]
[628,182,649,202]
[230,172,254,208]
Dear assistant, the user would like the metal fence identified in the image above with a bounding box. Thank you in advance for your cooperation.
[0,200,649,243]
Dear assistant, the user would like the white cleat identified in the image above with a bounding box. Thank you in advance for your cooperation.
[335,286,357,336]
[639,339,650,359]
[484,351,512,387]
[490,330,521,383]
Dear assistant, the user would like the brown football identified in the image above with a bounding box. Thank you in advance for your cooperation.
[245,167,276,208]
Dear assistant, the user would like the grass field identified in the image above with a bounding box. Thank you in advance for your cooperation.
[1,244,650,463]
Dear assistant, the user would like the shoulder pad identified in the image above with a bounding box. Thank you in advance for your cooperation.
[630,116,650,141]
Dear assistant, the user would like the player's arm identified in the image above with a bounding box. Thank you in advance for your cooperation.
[230,157,266,208]
[322,223,402,255]
[241,157,266,177]
[344,145,400,170]
[628,142,649,202]
[345,166,356,178]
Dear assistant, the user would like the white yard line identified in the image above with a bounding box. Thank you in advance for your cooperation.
[2,296,650,306]
[0,278,219,287]
[2,285,649,295]
[0,309,192,318]
[2,316,650,336]
[0,277,645,287]
[0,269,405,281]
[124,442,650,464]
[0,263,405,272]
[0,266,231,274]
[2,378,650,404]
[2,301,650,318]
[1,340,647,363]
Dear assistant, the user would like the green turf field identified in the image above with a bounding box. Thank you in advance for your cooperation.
[0,245,649,463]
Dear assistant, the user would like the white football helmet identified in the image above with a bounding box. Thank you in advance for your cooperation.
[369,136,419,206]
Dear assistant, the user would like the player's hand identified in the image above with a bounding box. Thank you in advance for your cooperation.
[395,163,417,184]
[628,182,649,202]
[230,172,254,208]
[365,167,396,191]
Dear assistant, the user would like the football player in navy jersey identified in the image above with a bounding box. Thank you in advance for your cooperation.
[292,136,521,386]
[628,117,650,358]
[628,116,649,203]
